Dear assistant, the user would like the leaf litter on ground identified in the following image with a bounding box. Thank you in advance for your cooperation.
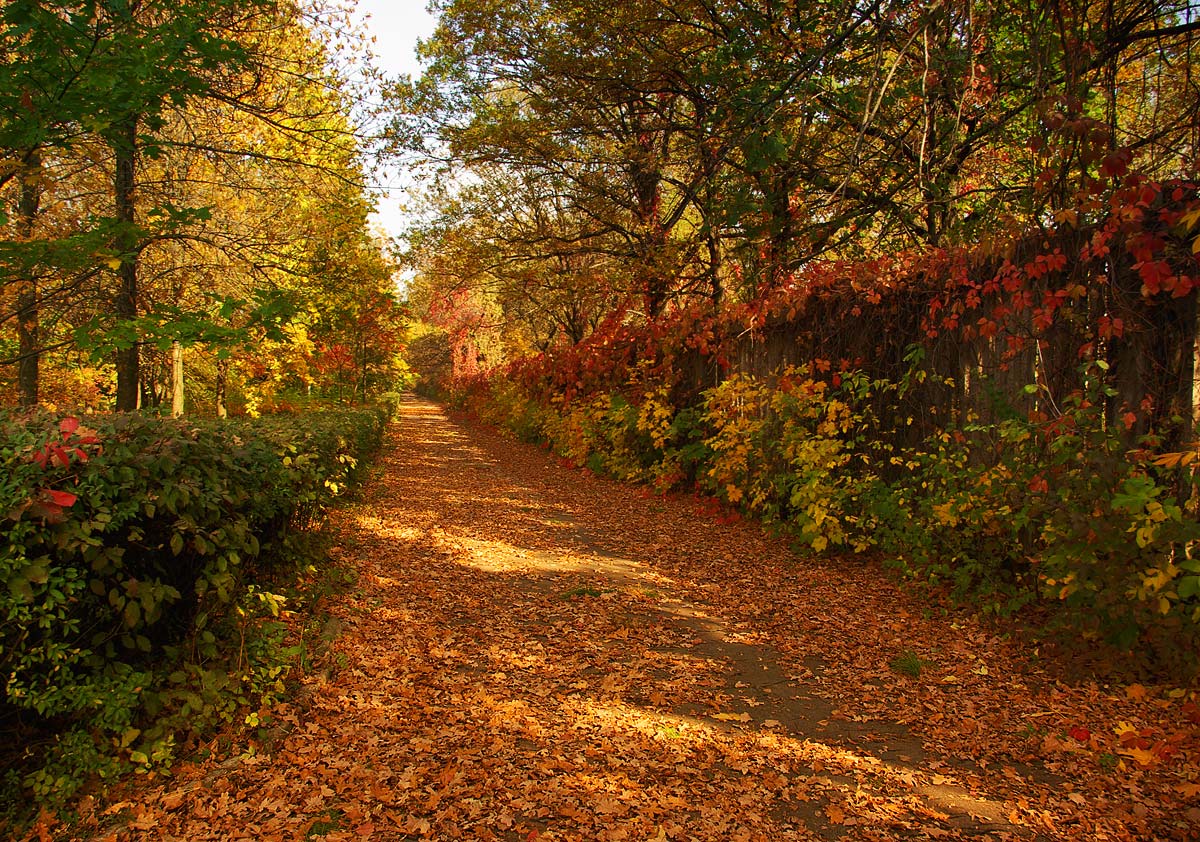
[40,396,1200,841]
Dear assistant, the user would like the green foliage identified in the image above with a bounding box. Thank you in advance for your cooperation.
[890,650,923,679]
[0,406,384,817]
[860,364,1200,666]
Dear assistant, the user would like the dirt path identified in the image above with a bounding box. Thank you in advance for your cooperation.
[88,396,1199,840]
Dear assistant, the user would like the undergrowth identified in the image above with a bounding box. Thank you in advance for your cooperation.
[453,359,1200,680]
[0,406,385,833]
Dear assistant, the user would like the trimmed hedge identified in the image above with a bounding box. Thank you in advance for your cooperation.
[1,407,385,810]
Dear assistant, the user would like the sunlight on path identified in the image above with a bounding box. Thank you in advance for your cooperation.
[89,395,1179,841]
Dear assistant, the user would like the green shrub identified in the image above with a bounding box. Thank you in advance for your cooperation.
[0,406,384,816]
[863,364,1200,666]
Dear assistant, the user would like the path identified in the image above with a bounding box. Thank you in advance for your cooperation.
[88,396,1198,840]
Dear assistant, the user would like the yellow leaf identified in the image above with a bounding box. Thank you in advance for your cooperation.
[104,256,122,270]
[1054,208,1078,227]
[1153,451,1184,468]
[1137,566,1176,594]
[1118,745,1157,766]
[1136,525,1156,549]
[931,502,958,526]
[713,711,752,723]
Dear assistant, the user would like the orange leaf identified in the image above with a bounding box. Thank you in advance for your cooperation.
[1118,745,1157,766]
[713,711,751,723]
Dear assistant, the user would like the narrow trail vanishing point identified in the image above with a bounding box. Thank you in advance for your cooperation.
[85,395,1200,841]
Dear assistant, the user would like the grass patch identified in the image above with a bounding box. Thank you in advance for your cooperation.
[560,585,604,599]
[890,650,924,679]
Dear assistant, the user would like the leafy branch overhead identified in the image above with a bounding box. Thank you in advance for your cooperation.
[0,0,405,412]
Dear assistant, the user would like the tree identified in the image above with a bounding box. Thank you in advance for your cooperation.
[1,0,398,413]
[394,0,1200,373]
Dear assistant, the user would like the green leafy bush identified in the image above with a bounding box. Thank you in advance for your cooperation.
[0,406,384,814]
[860,364,1200,666]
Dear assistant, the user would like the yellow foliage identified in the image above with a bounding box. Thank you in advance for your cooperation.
[931,502,959,527]
[636,386,675,452]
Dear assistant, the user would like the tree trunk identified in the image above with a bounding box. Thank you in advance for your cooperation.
[216,356,228,418]
[629,108,667,318]
[171,340,184,416]
[16,151,42,407]
[113,116,140,411]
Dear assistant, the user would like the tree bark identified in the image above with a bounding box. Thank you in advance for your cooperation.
[216,355,228,418]
[16,150,42,407]
[113,116,140,411]
[171,340,184,416]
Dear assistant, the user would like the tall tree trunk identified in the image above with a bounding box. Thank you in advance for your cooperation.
[16,151,42,407]
[760,164,795,290]
[171,340,184,416]
[113,116,140,411]
[628,106,668,318]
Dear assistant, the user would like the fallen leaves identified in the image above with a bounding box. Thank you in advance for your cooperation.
[711,712,752,723]
[59,398,1200,842]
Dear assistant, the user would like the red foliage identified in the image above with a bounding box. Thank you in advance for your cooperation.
[448,161,1198,438]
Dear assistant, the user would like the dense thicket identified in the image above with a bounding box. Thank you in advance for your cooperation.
[396,0,1200,671]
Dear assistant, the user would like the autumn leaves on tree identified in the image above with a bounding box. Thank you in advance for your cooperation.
[397,0,1199,356]
[0,0,406,412]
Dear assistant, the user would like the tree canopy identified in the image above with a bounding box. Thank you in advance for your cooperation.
[0,0,407,412]
[395,0,1199,357]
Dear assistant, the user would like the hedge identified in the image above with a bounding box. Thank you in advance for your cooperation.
[0,406,386,813]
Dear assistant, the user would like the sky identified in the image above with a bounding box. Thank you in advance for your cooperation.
[347,0,440,243]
